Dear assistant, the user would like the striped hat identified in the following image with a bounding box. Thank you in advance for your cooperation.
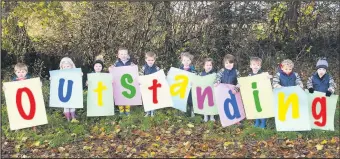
[316,58,328,69]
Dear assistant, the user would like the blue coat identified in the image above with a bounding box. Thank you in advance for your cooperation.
[221,68,238,85]
[143,64,158,75]
[311,73,330,93]
[278,69,297,87]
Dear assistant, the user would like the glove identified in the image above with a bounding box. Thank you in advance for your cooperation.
[326,91,332,97]
[308,88,314,93]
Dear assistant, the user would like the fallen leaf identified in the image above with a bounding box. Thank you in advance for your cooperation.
[185,131,192,135]
[149,152,156,157]
[315,144,323,151]
[187,123,195,128]
[83,146,92,150]
[15,145,21,152]
[156,136,161,141]
[21,137,28,142]
[152,143,160,148]
[32,141,40,147]
[58,147,65,153]
[321,140,327,145]
[224,142,234,147]
[331,137,339,144]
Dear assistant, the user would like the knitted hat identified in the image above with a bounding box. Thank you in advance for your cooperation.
[93,60,104,70]
[316,58,328,69]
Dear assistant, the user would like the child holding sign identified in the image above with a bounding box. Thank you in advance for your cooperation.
[214,54,241,124]
[248,57,272,128]
[140,51,160,117]
[307,58,336,96]
[86,55,105,86]
[179,52,197,117]
[57,57,82,122]
[3,63,37,131]
[109,47,135,116]
[214,54,240,92]
[272,59,303,89]
[200,58,217,122]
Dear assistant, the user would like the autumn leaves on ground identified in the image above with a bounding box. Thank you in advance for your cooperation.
[1,101,339,158]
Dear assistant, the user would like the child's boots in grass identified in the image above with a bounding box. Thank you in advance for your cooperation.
[70,111,79,123]
[64,112,71,122]
[259,119,266,128]
[254,119,260,127]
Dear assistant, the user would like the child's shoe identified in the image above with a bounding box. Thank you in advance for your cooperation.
[71,118,79,123]
[144,111,150,117]
[259,119,266,129]
[150,111,155,117]
[254,119,260,127]
[64,112,71,122]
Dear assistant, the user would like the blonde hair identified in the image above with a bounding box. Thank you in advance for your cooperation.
[14,63,28,72]
[281,59,294,68]
[250,57,262,65]
[59,57,76,69]
[181,52,194,61]
[95,54,104,62]
[223,54,235,64]
[145,51,157,59]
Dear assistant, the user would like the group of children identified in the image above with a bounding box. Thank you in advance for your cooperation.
[4,47,337,129]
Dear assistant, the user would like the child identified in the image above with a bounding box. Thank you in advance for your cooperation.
[109,47,135,116]
[179,52,196,117]
[200,58,216,122]
[307,58,336,96]
[86,55,105,86]
[57,57,82,123]
[12,63,31,81]
[214,54,241,124]
[272,59,303,89]
[139,51,160,117]
[92,55,105,73]
[4,63,37,131]
[248,57,271,128]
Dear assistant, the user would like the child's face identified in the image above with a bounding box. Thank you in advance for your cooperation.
[204,61,213,72]
[317,68,326,77]
[181,56,191,67]
[281,64,293,74]
[118,50,129,61]
[61,63,73,69]
[250,61,261,73]
[15,69,27,78]
[224,61,234,70]
[145,56,155,66]
[94,63,103,72]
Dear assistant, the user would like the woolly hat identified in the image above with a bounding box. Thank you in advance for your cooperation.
[93,60,104,67]
[316,58,328,69]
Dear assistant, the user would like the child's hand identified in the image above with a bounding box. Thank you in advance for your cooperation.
[86,81,88,86]
[214,83,219,87]
[40,81,43,87]
[267,75,273,79]
[81,72,83,76]
[2,86,6,91]
[49,77,52,81]
[108,66,113,72]
[231,90,236,94]
[276,85,282,88]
